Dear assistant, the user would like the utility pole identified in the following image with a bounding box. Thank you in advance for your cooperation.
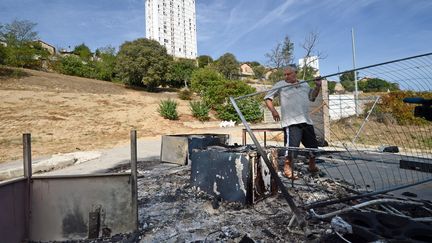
[351,28,359,116]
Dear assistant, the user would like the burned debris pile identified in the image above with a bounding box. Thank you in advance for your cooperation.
[107,143,432,242]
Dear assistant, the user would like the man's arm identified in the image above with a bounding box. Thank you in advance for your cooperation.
[309,78,322,102]
[265,98,280,121]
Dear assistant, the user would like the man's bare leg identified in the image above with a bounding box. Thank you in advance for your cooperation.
[284,158,298,179]
[308,157,319,173]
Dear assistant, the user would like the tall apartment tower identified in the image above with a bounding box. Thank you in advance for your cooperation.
[145,0,197,59]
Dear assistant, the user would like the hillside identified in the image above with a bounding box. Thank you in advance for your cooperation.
[0,67,221,163]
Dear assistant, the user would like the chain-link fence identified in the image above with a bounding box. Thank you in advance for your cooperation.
[231,53,432,224]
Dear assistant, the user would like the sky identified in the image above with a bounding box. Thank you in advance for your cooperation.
[1,0,431,77]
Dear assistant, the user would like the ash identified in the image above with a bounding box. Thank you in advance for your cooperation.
[108,161,334,242]
[101,160,432,243]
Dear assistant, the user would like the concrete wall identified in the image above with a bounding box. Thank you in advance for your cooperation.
[328,94,356,120]
[29,174,136,241]
[0,178,27,243]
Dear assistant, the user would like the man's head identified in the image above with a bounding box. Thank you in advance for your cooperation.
[284,66,298,84]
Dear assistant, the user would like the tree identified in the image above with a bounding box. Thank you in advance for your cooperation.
[115,38,172,89]
[252,65,266,80]
[340,80,355,92]
[340,71,355,82]
[0,44,6,64]
[166,58,197,87]
[339,71,357,92]
[5,42,47,68]
[0,19,38,45]
[94,45,117,81]
[328,81,337,94]
[299,31,326,80]
[266,36,294,68]
[297,65,318,82]
[73,43,92,60]
[95,45,116,57]
[190,67,224,94]
[362,78,400,92]
[214,53,239,80]
[268,69,284,84]
[0,19,43,68]
[58,55,95,78]
[197,55,213,68]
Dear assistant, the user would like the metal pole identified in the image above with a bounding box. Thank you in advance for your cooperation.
[305,177,432,209]
[352,96,380,144]
[351,28,359,116]
[23,133,32,241]
[130,130,138,230]
[229,97,306,227]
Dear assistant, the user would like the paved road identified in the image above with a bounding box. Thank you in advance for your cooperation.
[0,126,245,180]
[1,126,431,201]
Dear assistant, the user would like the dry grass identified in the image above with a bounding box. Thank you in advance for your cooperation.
[330,116,432,152]
[0,67,220,163]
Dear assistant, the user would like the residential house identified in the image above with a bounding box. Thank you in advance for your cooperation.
[36,40,56,55]
[239,63,255,80]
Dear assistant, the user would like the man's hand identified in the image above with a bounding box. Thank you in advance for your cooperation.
[271,110,280,121]
[314,76,323,88]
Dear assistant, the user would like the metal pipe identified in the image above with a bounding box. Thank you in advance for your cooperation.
[352,96,380,144]
[305,177,432,209]
[229,97,306,227]
[23,133,32,241]
[310,198,423,219]
[351,28,359,116]
[234,52,432,101]
[130,130,138,230]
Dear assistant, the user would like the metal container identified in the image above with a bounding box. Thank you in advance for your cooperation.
[190,146,278,204]
[160,134,229,165]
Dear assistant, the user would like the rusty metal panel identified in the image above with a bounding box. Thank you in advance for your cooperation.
[161,134,229,165]
[0,178,27,243]
[30,174,136,241]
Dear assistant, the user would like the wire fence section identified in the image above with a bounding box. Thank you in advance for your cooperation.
[232,52,432,209]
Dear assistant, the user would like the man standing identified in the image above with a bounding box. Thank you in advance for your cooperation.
[264,66,322,179]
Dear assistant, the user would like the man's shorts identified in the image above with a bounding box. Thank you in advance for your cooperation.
[283,123,318,159]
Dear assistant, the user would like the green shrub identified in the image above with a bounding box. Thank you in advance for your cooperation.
[190,101,210,121]
[0,67,29,78]
[203,79,256,108]
[158,99,179,120]
[216,99,263,123]
[376,91,432,125]
[190,67,224,94]
[178,89,193,100]
[57,55,96,78]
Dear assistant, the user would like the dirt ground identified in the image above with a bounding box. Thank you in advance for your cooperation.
[0,67,230,163]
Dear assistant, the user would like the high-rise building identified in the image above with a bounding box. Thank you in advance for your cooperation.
[145,0,197,59]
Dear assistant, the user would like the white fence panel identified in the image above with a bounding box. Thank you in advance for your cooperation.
[329,94,356,120]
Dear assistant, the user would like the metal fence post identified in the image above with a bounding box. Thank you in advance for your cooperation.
[229,97,306,228]
[130,130,138,230]
[23,133,32,240]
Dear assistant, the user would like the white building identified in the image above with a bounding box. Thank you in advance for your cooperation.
[299,56,320,76]
[145,0,197,59]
